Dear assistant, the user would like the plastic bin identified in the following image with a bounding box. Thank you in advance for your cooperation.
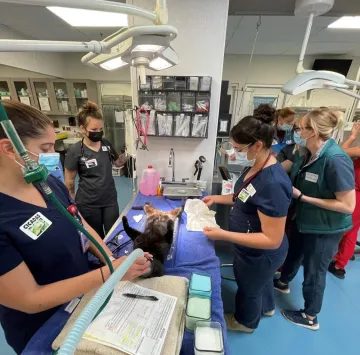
[163,76,175,90]
[139,92,153,110]
[153,91,167,111]
[157,113,173,136]
[175,76,187,90]
[167,92,181,112]
[196,93,210,113]
[190,272,212,298]
[181,92,195,112]
[192,114,209,138]
[194,321,224,355]
[199,76,212,91]
[151,76,163,90]
[174,113,191,137]
[186,296,212,331]
[188,77,199,91]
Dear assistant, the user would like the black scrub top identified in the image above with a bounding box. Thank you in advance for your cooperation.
[229,162,292,253]
[65,139,119,208]
[277,144,296,165]
[0,176,89,354]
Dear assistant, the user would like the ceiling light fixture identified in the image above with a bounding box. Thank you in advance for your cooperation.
[132,44,164,53]
[100,57,128,70]
[328,16,360,29]
[47,6,128,27]
[149,57,172,70]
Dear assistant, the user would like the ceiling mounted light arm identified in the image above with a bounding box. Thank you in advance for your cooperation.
[296,12,314,74]
[0,39,106,53]
[335,88,360,101]
[81,25,178,65]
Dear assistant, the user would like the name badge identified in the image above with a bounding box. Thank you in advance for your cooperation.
[286,140,293,144]
[246,183,257,197]
[20,212,52,240]
[85,159,98,169]
[272,139,278,146]
[305,172,319,183]
[102,146,108,151]
[238,188,250,202]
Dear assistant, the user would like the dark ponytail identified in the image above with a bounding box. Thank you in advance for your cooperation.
[230,111,275,149]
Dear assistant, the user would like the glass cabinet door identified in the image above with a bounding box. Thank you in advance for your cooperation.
[53,81,71,114]
[12,79,32,106]
[72,82,89,111]
[31,80,52,112]
[0,80,12,101]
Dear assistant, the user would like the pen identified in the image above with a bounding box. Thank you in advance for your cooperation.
[123,293,159,301]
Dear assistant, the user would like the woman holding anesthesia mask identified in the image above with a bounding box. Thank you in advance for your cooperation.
[203,110,292,333]
[274,108,355,330]
[0,101,151,354]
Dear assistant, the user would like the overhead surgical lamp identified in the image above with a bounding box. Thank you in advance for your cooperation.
[0,0,179,84]
[282,0,360,101]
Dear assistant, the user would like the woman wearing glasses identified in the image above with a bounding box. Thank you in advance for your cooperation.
[274,108,355,330]
[203,110,292,332]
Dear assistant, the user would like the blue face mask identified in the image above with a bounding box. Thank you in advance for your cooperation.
[293,131,307,147]
[38,153,61,173]
[279,123,293,132]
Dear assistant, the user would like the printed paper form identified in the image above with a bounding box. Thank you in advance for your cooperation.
[83,282,177,355]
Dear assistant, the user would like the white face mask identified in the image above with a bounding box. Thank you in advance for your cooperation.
[235,151,255,167]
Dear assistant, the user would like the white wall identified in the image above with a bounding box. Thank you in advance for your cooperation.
[223,54,360,117]
[0,26,64,77]
[131,0,229,188]
[62,53,131,81]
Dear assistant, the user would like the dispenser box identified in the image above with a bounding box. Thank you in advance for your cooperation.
[195,321,224,355]
[189,272,212,298]
[185,296,212,331]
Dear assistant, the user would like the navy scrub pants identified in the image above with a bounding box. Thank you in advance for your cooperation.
[280,226,343,316]
[233,242,287,329]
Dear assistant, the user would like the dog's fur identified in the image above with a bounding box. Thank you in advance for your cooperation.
[122,205,182,278]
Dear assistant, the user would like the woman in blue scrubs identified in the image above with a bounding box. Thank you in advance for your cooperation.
[203,110,292,332]
[271,107,296,155]
[0,101,151,354]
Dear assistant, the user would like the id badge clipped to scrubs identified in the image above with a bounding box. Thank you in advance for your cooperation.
[79,228,90,253]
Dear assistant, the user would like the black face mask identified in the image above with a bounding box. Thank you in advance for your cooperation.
[87,131,103,142]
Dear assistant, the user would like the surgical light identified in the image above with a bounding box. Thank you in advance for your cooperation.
[100,57,128,71]
[149,57,172,70]
[328,16,360,29]
[47,6,128,27]
[132,44,164,53]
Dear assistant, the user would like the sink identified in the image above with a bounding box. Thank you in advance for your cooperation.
[163,186,202,199]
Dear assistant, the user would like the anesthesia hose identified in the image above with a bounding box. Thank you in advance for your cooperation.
[0,102,133,352]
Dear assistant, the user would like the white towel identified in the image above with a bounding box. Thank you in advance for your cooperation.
[184,199,219,232]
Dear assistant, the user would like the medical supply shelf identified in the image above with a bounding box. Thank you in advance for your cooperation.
[138,75,212,139]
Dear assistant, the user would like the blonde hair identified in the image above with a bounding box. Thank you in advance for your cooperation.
[300,108,343,140]
[276,107,296,120]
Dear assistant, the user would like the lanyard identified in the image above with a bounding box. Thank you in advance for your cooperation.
[80,138,115,163]
[232,154,271,202]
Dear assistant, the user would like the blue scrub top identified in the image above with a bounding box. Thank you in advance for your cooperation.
[271,129,294,155]
[229,162,292,253]
[0,176,89,354]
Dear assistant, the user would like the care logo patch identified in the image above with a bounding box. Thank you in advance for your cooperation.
[20,212,52,240]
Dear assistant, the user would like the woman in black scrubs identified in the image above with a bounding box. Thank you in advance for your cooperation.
[65,102,126,239]
[203,111,292,332]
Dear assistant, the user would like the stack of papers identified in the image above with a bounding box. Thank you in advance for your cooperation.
[83,282,177,355]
